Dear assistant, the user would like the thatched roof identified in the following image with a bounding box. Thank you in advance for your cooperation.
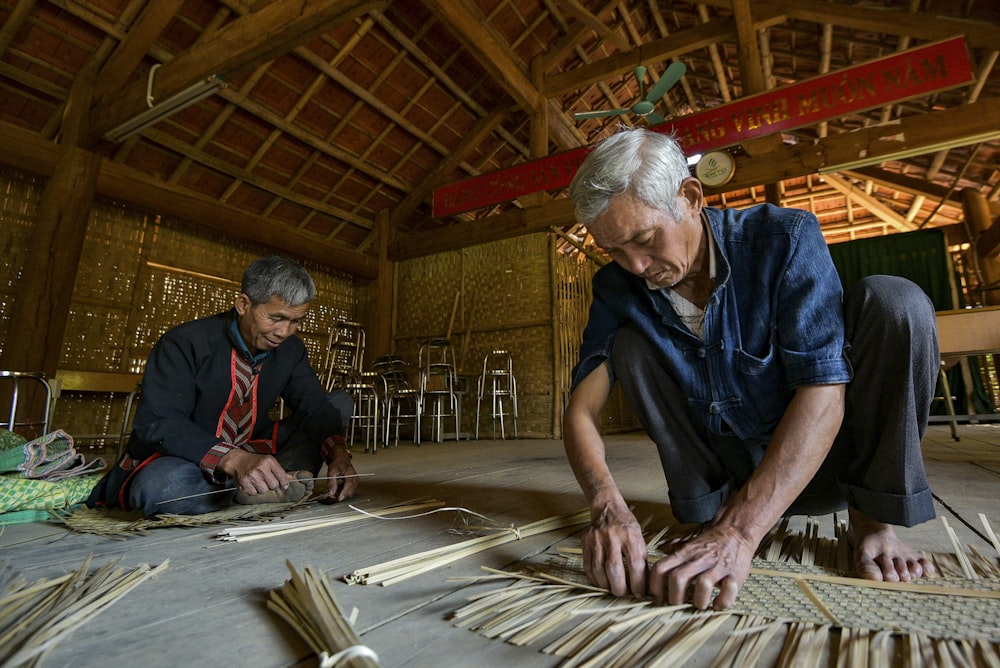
[2,0,998,277]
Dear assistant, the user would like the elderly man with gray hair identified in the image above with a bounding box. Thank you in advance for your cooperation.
[88,255,357,516]
[563,128,940,611]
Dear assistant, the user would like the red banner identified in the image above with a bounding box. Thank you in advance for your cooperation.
[433,36,972,218]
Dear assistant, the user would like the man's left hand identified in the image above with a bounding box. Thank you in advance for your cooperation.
[326,450,358,502]
[647,523,755,610]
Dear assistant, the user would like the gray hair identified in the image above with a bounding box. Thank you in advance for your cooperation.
[569,128,690,228]
[241,255,316,306]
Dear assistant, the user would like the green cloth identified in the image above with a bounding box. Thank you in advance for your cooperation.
[0,429,105,480]
[0,474,102,524]
[0,429,104,525]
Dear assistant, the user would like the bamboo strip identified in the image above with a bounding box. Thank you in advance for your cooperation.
[647,613,733,668]
[981,514,1000,562]
[507,596,597,646]
[570,615,661,668]
[794,578,841,626]
[977,638,1000,668]
[0,559,168,667]
[346,509,590,586]
[215,499,447,541]
[941,516,979,580]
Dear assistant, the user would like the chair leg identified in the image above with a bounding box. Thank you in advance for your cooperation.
[938,367,960,442]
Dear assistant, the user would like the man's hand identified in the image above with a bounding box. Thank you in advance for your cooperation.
[647,521,755,610]
[219,449,292,496]
[582,502,649,598]
[325,449,358,502]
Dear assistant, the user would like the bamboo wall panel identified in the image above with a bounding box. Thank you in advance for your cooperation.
[395,235,556,438]
[0,168,42,361]
[553,251,639,434]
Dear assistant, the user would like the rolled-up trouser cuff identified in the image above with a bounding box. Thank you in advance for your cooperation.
[841,482,935,527]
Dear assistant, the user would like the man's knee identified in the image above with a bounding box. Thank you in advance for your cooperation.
[327,390,354,431]
[846,275,934,329]
[611,324,655,380]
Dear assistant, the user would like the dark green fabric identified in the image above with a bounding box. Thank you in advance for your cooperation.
[828,229,992,415]
[828,229,954,310]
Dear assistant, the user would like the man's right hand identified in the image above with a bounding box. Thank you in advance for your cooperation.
[219,448,292,495]
[582,501,649,598]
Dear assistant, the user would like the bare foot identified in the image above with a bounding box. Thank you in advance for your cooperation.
[847,507,936,582]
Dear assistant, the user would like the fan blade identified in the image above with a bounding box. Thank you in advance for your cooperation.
[644,61,687,104]
[646,112,666,126]
[573,108,630,120]
[634,65,647,100]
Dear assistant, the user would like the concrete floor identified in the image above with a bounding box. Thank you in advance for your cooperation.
[2,423,998,667]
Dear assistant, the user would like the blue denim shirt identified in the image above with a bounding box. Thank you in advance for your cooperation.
[571,203,852,448]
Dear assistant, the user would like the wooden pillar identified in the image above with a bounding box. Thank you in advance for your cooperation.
[362,209,393,365]
[732,0,782,205]
[963,187,1000,306]
[0,145,101,378]
[2,63,101,380]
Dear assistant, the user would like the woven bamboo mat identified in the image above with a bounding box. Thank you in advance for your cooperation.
[52,499,310,539]
[453,516,1000,667]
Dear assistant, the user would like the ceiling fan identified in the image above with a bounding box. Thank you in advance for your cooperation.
[574,61,686,126]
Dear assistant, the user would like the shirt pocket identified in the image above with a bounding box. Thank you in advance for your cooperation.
[736,343,788,428]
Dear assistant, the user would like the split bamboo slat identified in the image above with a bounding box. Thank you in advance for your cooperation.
[451,515,1000,667]
[268,561,379,668]
[346,509,590,586]
[0,557,168,667]
[214,499,447,542]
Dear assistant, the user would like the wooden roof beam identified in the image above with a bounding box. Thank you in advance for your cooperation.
[822,172,914,233]
[391,106,511,228]
[85,0,389,145]
[91,0,186,106]
[766,0,1000,49]
[391,98,1000,260]
[545,8,787,97]
[2,121,376,279]
[423,0,583,151]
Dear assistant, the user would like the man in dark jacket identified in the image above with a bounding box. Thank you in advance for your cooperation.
[87,255,356,516]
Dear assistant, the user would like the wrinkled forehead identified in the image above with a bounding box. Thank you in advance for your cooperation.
[589,196,671,248]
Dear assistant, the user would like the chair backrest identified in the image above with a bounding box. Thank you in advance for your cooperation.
[319,320,366,390]
[0,370,52,439]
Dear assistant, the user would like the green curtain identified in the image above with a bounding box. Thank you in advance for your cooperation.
[828,229,954,310]
[828,229,992,415]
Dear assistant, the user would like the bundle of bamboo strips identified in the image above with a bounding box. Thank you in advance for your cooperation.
[346,509,590,586]
[215,499,447,542]
[268,561,379,668]
[0,557,168,667]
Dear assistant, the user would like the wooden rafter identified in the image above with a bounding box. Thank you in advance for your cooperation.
[85,0,390,144]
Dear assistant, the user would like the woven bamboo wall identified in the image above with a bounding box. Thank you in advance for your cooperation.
[1,167,359,452]
[391,232,638,440]
[552,250,639,435]
[394,235,556,438]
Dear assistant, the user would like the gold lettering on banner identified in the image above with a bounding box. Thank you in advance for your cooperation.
[883,54,948,91]
[731,98,790,133]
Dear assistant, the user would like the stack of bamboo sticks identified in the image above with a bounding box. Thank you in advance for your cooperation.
[0,557,168,667]
[268,561,379,668]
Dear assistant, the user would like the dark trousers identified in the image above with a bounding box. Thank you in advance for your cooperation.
[612,275,938,527]
[128,390,353,516]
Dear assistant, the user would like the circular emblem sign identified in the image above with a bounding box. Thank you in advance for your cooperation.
[695,151,735,187]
